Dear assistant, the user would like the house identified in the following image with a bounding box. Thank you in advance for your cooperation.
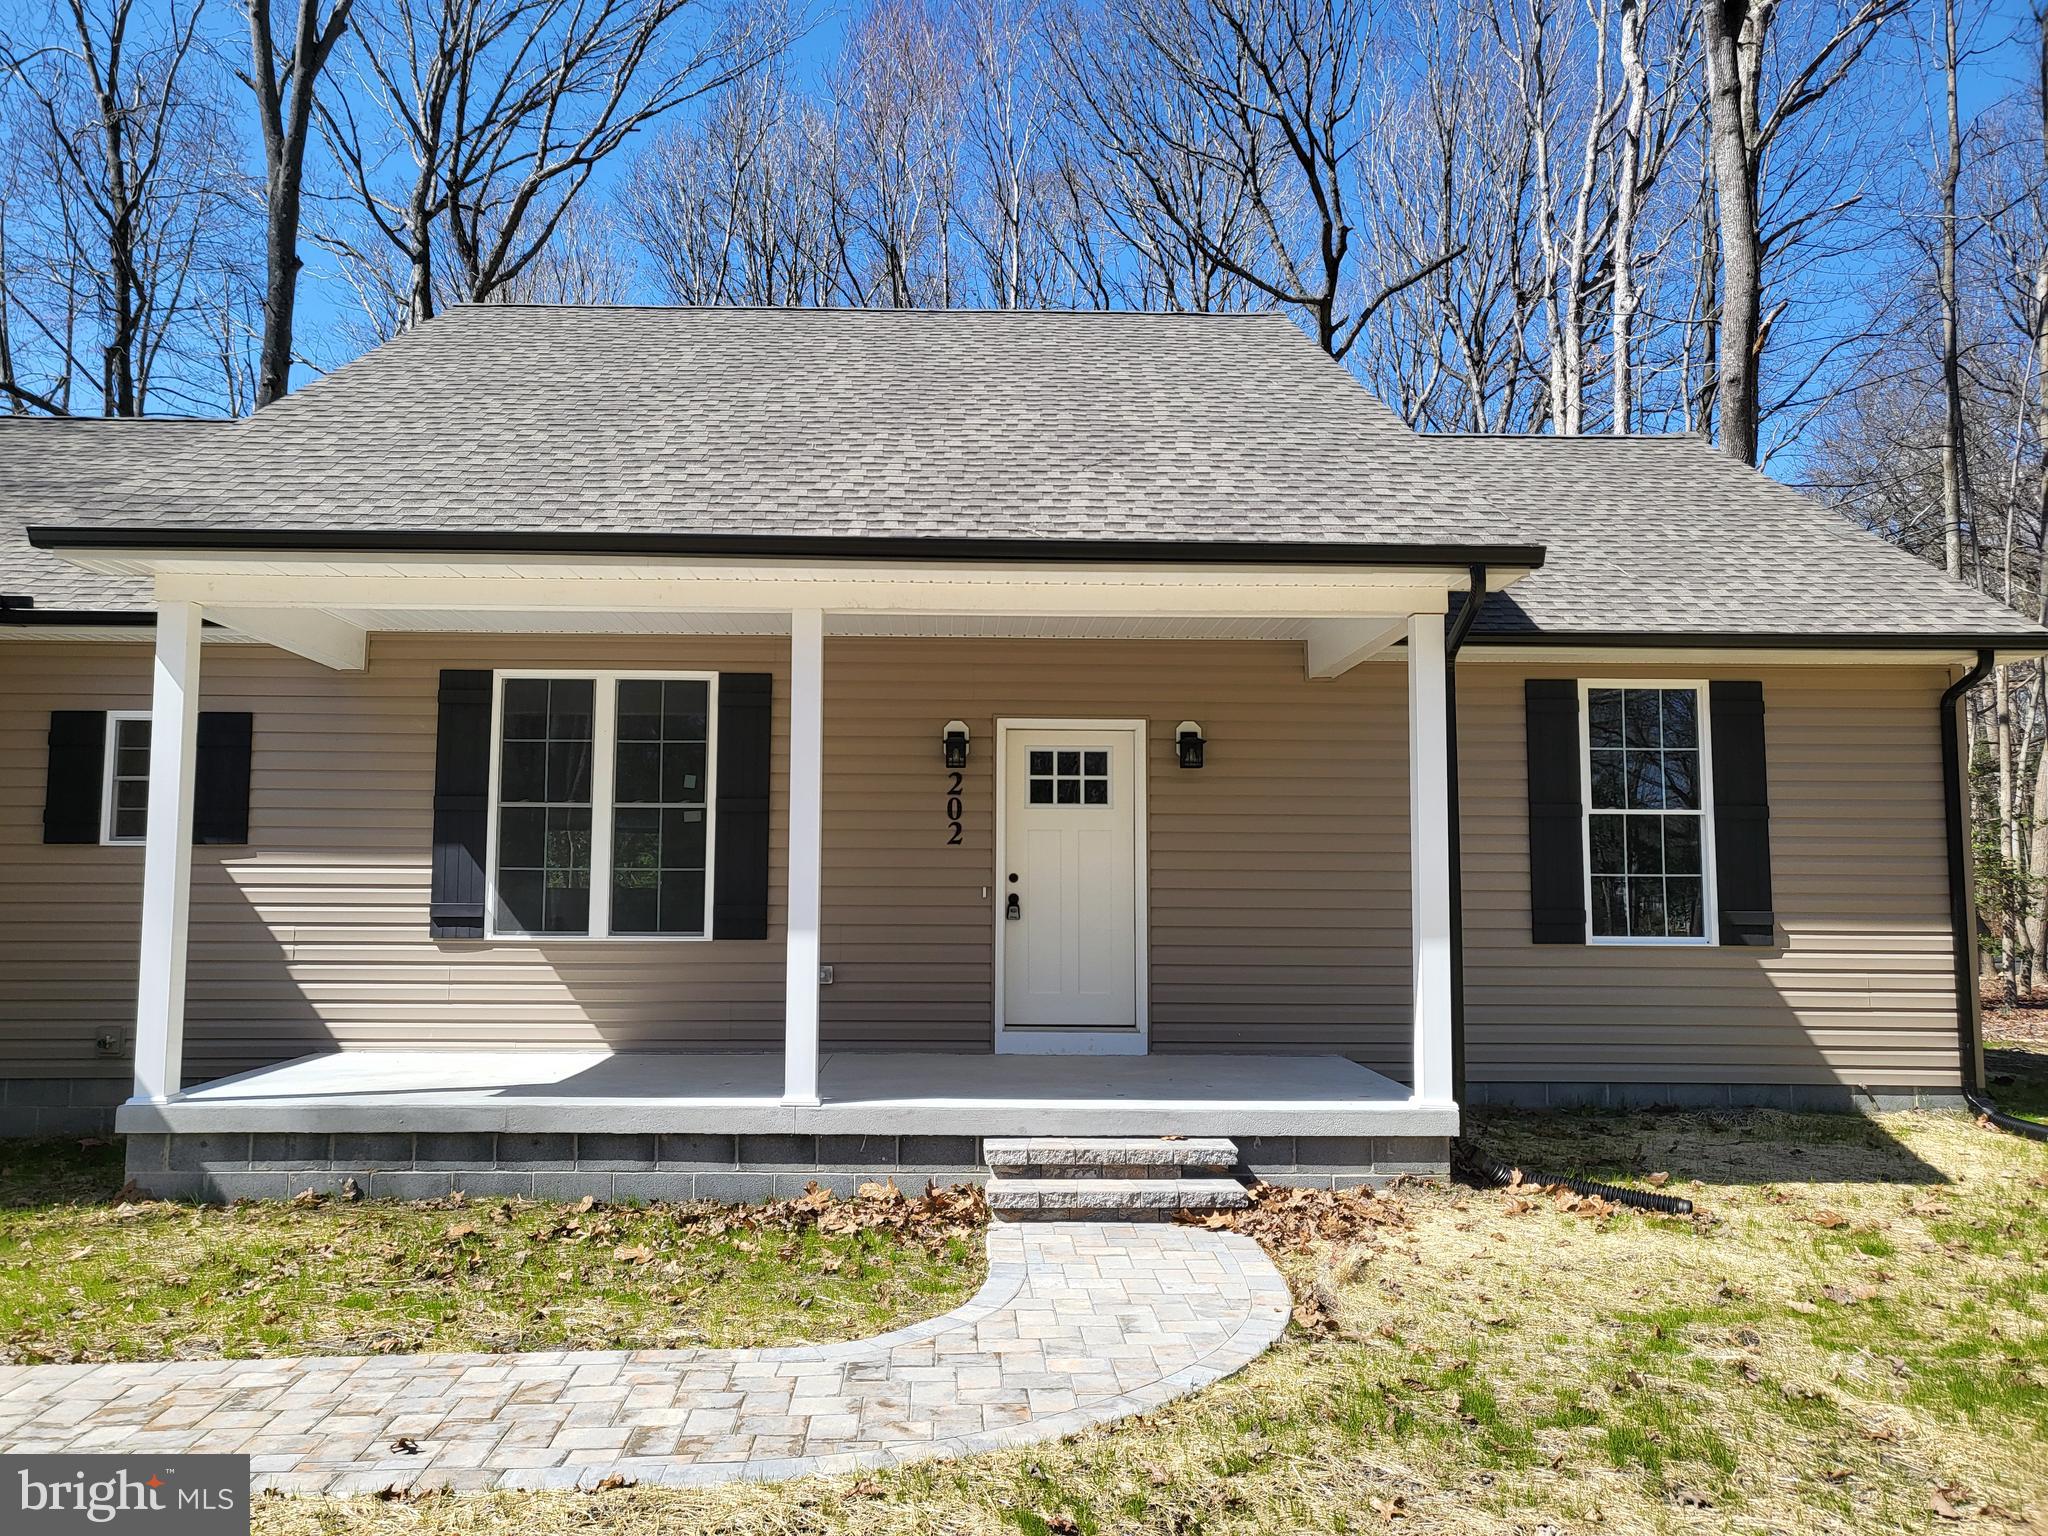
[0,305,2039,1206]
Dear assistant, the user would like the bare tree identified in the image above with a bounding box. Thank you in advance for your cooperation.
[2,0,245,414]
[244,0,354,406]
[1700,0,1905,464]
[1052,0,1460,359]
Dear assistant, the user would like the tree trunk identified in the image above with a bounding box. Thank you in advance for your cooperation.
[1611,0,1647,434]
[1701,0,1761,463]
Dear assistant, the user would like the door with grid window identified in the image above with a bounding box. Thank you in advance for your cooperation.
[998,725,1141,1043]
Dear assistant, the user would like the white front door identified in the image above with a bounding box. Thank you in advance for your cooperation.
[997,723,1145,1052]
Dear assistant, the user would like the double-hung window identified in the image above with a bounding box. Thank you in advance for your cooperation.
[488,673,716,940]
[101,711,152,844]
[1581,682,1715,944]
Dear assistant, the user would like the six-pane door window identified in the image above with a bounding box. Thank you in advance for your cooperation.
[492,675,713,939]
[1585,685,1709,941]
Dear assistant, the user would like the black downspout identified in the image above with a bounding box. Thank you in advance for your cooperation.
[1942,649,2048,1141]
[1443,566,1486,1102]
[1445,571,1697,1214]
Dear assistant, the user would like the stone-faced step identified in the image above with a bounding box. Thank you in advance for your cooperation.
[982,1136,1238,1176]
[986,1175,1250,1217]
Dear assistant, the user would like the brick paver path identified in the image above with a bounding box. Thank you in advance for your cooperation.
[0,1223,1289,1495]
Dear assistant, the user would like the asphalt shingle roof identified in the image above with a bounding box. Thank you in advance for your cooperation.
[6,305,2041,643]
[0,417,226,613]
[1431,434,2043,640]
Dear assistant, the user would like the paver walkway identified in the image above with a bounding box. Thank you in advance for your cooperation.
[0,1223,1290,1495]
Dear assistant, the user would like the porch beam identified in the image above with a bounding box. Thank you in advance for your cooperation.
[208,606,367,670]
[133,600,203,1103]
[783,608,825,1106]
[149,571,1462,621]
[1304,617,1407,678]
[1407,613,1455,1106]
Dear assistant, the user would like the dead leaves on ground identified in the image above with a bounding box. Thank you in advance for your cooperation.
[672,1179,986,1247]
[1185,1182,1410,1246]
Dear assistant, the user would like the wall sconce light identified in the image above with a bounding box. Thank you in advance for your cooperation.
[942,720,970,770]
[1175,721,1205,770]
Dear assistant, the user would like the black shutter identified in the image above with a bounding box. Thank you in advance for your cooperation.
[431,669,493,940]
[194,711,253,845]
[1709,680,1775,946]
[43,711,107,844]
[1525,679,1586,943]
[713,672,773,940]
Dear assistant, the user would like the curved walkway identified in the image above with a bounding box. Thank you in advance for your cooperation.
[0,1222,1290,1496]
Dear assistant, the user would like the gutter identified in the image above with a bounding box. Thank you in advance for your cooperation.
[1463,630,2046,654]
[27,524,1549,572]
[1940,649,2048,1141]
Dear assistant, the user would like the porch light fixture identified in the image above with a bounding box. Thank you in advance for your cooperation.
[1176,721,1205,770]
[942,720,970,769]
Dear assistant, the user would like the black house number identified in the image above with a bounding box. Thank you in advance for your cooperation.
[945,772,963,845]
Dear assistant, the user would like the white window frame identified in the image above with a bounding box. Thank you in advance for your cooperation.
[1577,678,1718,948]
[484,670,720,943]
[101,709,152,846]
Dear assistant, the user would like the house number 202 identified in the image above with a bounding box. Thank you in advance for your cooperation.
[945,772,963,845]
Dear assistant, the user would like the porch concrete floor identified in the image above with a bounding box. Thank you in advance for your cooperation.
[115,1050,1457,1139]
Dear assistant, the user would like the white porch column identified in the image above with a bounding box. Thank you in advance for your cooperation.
[1407,612,1455,1105]
[783,608,825,1105]
[132,600,203,1104]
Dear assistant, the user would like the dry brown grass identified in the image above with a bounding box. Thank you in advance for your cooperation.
[244,1108,2048,1536]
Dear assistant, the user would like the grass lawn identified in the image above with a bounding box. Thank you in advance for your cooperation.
[0,1140,984,1362]
[229,1108,2048,1536]
[1985,1038,2048,1125]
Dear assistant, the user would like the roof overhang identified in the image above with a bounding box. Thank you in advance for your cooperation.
[29,527,1539,676]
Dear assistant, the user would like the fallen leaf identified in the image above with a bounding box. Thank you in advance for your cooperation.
[1646,1172,1671,1188]
[1931,1487,1966,1521]
[589,1473,636,1492]
[613,1244,657,1265]
[388,1437,420,1456]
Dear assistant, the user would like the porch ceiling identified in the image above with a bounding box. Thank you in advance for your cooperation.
[114,1050,1459,1139]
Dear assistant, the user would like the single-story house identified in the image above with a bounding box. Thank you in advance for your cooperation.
[1,306,2040,1204]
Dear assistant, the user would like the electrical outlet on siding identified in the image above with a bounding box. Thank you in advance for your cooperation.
[818,965,835,985]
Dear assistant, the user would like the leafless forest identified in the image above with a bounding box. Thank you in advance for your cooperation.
[3,0,2048,988]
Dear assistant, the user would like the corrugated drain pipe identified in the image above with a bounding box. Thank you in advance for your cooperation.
[1942,649,2048,1142]
[1444,570,1697,1214]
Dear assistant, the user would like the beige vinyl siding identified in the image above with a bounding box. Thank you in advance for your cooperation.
[1458,660,1961,1089]
[820,638,1411,1067]
[0,636,789,1082]
[0,634,1963,1090]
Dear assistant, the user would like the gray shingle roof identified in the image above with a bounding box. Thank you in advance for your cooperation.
[0,417,226,613]
[10,305,2043,644]
[1429,434,2045,640]
[86,305,1517,546]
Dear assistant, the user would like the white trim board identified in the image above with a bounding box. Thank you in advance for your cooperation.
[992,717,1150,1057]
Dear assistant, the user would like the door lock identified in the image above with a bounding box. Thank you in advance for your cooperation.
[1006,891,1021,921]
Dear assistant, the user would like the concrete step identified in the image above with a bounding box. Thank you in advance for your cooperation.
[982,1136,1238,1177]
[986,1175,1251,1221]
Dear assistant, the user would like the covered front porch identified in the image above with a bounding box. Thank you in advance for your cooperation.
[41,534,1538,1191]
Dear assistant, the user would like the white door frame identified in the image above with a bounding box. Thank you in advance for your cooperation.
[993,717,1149,1056]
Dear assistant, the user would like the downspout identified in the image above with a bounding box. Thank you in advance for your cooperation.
[1942,648,2048,1140]
[1445,569,1698,1214]
[1443,566,1486,1102]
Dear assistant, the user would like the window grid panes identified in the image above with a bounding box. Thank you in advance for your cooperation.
[1027,747,1110,806]
[611,680,711,937]
[1586,686,1707,940]
[495,678,594,937]
[108,716,150,842]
